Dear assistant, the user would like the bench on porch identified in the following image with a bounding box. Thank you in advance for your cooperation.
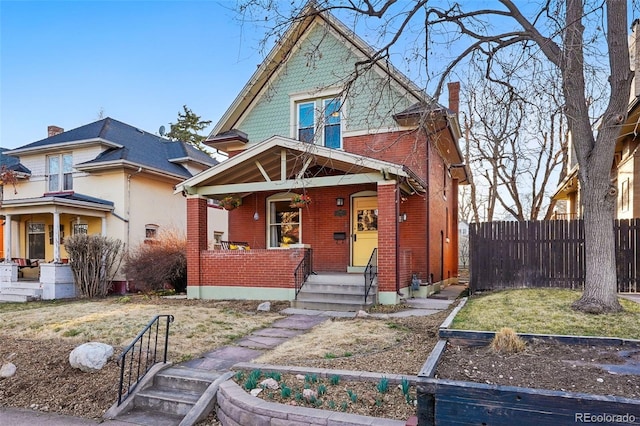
[12,258,40,269]
[220,241,251,250]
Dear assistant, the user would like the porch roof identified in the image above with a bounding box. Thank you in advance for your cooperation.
[1,191,114,216]
[175,136,420,197]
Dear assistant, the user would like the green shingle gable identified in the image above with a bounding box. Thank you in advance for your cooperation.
[237,22,416,144]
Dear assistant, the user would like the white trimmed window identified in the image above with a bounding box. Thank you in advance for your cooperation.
[47,153,73,192]
[294,96,343,149]
[267,194,301,248]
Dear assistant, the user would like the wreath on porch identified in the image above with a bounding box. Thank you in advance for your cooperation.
[290,193,311,208]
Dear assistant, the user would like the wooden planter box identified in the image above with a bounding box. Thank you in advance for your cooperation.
[416,298,640,425]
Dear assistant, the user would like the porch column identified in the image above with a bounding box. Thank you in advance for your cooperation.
[53,212,61,262]
[101,217,107,236]
[186,195,208,296]
[377,181,398,303]
[4,214,11,262]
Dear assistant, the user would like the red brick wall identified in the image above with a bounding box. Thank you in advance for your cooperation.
[227,184,377,272]
[199,248,307,288]
[345,131,428,180]
[187,197,208,287]
[376,183,397,293]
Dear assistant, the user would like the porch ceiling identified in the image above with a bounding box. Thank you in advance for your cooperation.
[177,136,411,197]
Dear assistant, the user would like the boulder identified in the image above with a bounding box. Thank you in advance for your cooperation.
[0,363,16,378]
[257,301,271,312]
[69,342,114,373]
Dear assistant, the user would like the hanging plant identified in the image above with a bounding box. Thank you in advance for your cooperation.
[290,193,311,208]
[219,195,242,211]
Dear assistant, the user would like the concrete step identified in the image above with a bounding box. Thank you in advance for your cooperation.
[0,293,40,303]
[134,387,200,416]
[291,298,375,312]
[154,366,221,393]
[113,406,183,426]
[306,273,365,285]
[0,287,43,297]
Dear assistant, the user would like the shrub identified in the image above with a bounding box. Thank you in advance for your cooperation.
[490,327,526,354]
[65,234,124,298]
[123,229,187,292]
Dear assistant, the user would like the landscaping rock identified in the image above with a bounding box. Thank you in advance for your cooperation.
[356,310,369,318]
[257,301,271,312]
[260,378,279,389]
[69,342,113,373]
[1,362,16,378]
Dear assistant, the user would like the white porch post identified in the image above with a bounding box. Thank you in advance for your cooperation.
[4,214,11,262]
[53,212,61,263]
[101,217,107,236]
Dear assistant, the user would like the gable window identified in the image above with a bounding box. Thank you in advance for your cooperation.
[295,97,342,149]
[267,196,301,248]
[48,153,73,192]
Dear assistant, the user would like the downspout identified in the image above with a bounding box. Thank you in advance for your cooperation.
[125,167,142,289]
[426,136,431,285]
[396,181,401,294]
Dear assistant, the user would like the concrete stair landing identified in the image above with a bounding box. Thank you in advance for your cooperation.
[0,281,42,303]
[292,272,377,312]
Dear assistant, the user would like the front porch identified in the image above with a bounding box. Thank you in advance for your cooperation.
[0,262,75,302]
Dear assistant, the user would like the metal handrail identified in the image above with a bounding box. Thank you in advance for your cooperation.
[294,248,313,298]
[116,314,174,406]
[364,248,378,303]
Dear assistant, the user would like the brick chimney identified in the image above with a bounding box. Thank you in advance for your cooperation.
[447,82,460,114]
[632,19,640,98]
[48,125,64,137]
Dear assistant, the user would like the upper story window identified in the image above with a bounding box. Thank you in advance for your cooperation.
[48,153,73,192]
[295,97,342,149]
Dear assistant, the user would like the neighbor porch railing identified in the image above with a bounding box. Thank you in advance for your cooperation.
[116,314,174,406]
[364,248,378,303]
[294,248,313,298]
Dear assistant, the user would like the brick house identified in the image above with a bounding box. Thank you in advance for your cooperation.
[176,4,468,307]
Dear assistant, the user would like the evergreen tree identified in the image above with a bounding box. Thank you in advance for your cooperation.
[166,105,212,153]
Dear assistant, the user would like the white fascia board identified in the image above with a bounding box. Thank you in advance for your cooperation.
[76,160,187,181]
[191,172,388,196]
[5,138,122,155]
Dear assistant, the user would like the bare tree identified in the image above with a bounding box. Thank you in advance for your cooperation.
[462,57,569,222]
[237,0,632,313]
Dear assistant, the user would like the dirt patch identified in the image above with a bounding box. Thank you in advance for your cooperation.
[435,339,640,398]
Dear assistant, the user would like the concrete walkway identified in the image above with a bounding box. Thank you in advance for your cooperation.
[0,285,467,425]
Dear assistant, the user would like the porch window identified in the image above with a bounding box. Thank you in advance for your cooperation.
[295,97,342,149]
[27,222,45,259]
[48,153,73,192]
[268,199,300,248]
[72,222,88,235]
[48,224,65,244]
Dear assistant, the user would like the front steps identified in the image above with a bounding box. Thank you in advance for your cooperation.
[0,281,42,303]
[113,366,230,426]
[292,272,377,312]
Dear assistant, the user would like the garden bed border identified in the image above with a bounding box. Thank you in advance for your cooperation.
[416,297,640,426]
[219,362,417,425]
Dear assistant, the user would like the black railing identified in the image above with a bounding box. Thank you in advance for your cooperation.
[294,248,313,298]
[116,314,174,406]
[364,248,378,303]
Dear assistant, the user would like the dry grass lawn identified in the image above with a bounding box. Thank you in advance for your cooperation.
[0,295,287,361]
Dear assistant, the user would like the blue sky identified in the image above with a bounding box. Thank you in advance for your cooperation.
[0,0,266,149]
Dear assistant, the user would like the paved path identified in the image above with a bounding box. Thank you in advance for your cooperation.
[0,286,467,425]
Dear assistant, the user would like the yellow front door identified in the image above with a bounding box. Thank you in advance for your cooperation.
[352,196,378,266]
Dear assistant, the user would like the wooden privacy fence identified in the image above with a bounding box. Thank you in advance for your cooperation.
[469,219,639,293]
